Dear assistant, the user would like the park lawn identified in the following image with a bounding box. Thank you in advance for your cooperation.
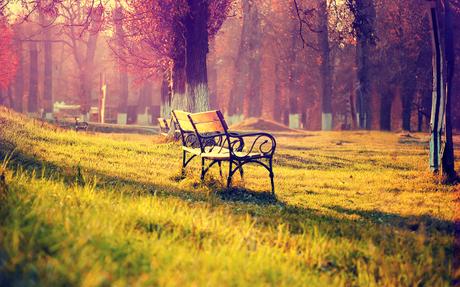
[0,107,458,286]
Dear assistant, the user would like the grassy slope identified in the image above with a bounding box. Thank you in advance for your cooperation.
[0,108,458,286]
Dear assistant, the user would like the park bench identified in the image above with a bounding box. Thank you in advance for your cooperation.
[173,110,277,194]
[157,117,171,136]
[157,117,181,139]
[54,116,88,132]
[171,110,203,174]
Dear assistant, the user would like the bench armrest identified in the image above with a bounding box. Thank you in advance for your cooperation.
[228,132,276,158]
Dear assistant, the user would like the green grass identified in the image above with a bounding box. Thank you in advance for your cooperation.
[0,107,458,286]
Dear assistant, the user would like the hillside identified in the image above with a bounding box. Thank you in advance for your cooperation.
[0,107,458,286]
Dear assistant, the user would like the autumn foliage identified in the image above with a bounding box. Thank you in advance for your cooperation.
[0,18,17,89]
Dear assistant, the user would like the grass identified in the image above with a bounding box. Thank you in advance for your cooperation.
[0,107,458,286]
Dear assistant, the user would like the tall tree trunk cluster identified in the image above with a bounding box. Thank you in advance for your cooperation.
[429,0,456,181]
[228,0,261,118]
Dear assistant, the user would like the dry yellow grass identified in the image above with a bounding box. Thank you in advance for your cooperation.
[0,107,458,286]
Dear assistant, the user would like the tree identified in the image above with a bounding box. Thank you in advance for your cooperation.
[346,0,376,129]
[428,0,457,182]
[228,0,262,118]
[40,9,53,115]
[28,41,38,113]
[115,0,232,113]
[113,4,130,121]
[0,18,17,95]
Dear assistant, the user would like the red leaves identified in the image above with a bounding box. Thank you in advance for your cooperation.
[113,0,232,79]
[0,19,17,89]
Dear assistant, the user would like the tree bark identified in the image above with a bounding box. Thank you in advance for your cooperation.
[13,40,24,112]
[184,0,210,112]
[43,39,53,114]
[161,74,171,117]
[441,0,456,180]
[28,41,39,113]
[401,75,416,131]
[7,85,13,108]
[138,80,152,115]
[379,90,393,130]
[41,11,53,114]
[355,0,376,129]
[208,40,218,110]
[80,32,98,115]
[171,57,186,110]
[429,5,442,173]
[228,0,261,117]
[274,63,282,122]
[114,7,129,115]
[319,1,333,130]
[118,70,129,114]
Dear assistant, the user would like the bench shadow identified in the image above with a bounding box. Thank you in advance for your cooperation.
[326,205,454,234]
[216,187,278,205]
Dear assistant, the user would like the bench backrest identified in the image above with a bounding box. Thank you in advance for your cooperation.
[187,110,228,134]
[172,110,194,132]
[187,110,230,152]
[157,118,170,130]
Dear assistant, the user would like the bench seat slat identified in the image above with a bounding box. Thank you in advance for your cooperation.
[182,146,230,155]
[201,151,264,160]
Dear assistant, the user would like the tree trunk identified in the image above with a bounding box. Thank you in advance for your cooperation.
[114,7,129,115]
[28,41,39,114]
[319,1,333,130]
[81,32,98,115]
[441,0,456,180]
[7,85,13,108]
[208,40,218,110]
[118,71,129,114]
[171,57,186,110]
[43,39,53,114]
[138,80,152,115]
[184,0,209,112]
[41,11,53,114]
[401,75,416,131]
[247,50,261,117]
[228,0,260,117]
[14,40,24,112]
[355,0,376,129]
[161,74,171,117]
[379,89,393,130]
[274,63,282,122]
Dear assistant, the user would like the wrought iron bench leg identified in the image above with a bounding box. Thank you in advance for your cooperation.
[269,157,275,194]
[218,161,222,178]
[201,158,205,181]
[181,150,186,176]
[227,160,233,188]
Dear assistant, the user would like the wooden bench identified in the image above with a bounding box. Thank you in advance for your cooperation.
[172,110,203,174]
[157,117,171,136]
[74,117,89,132]
[54,116,88,132]
[174,110,277,194]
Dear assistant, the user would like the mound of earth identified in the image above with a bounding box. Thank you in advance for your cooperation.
[230,117,298,132]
